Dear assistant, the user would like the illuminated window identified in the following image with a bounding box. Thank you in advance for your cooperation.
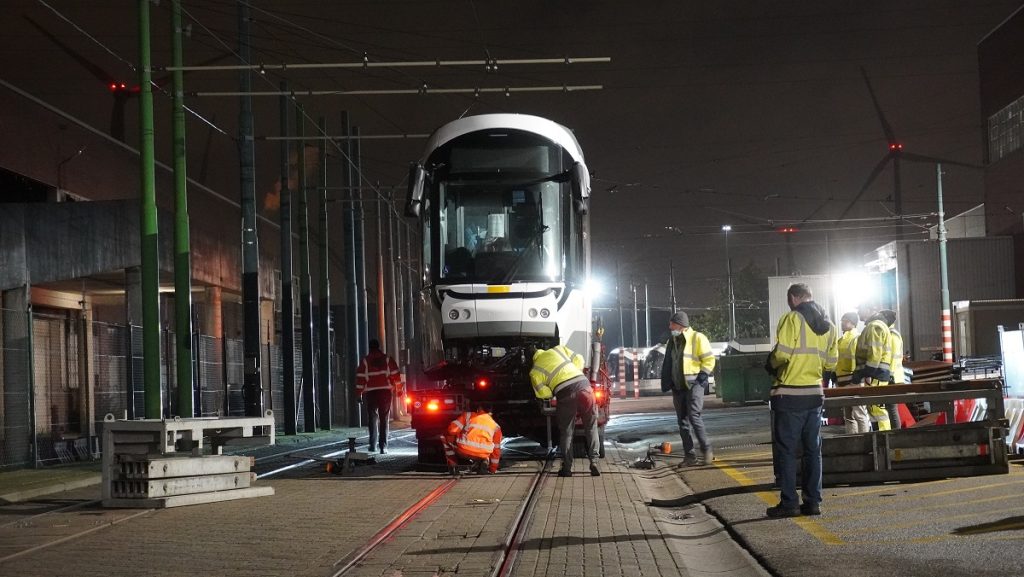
[989,94,1024,163]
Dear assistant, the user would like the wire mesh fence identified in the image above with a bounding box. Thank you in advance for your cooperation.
[1,308,33,468]
[0,308,356,470]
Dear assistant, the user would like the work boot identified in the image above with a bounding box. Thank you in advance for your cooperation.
[590,463,601,477]
[800,503,821,516]
[683,453,698,466]
[379,446,388,455]
[557,468,573,478]
[702,448,714,464]
[766,504,801,518]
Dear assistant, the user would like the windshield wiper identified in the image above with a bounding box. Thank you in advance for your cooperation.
[496,225,548,285]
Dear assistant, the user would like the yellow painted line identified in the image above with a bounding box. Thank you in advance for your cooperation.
[823,491,1019,523]
[717,450,773,461]
[835,506,1024,537]
[826,479,1024,512]
[827,478,955,499]
[486,285,510,293]
[713,459,844,545]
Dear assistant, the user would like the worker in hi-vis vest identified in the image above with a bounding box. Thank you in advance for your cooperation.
[441,406,502,475]
[852,302,892,432]
[883,309,904,430]
[530,345,600,478]
[355,339,403,454]
[660,310,716,465]
[765,283,838,519]
[836,312,870,434]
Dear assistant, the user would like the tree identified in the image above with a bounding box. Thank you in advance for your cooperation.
[692,263,769,342]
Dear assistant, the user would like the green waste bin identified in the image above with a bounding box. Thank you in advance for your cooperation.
[713,352,773,404]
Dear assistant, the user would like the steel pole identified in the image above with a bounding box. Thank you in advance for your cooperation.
[725,229,736,342]
[644,282,651,347]
[354,128,369,353]
[317,116,332,430]
[376,185,386,350]
[296,106,317,431]
[279,84,296,435]
[138,0,161,419]
[631,281,639,348]
[342,111,361,426]
[669,260,676,312]
[238,1,263,416]
[616,261,624,349]
[937,163,953,362]
[170,0,193,417]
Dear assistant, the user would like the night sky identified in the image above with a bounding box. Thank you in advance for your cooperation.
[3,0,1020,312]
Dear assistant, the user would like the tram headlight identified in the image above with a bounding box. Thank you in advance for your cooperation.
[539,308,550,319]
[448,309,459,320]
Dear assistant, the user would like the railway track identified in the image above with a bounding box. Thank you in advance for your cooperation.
[329,450,554,577]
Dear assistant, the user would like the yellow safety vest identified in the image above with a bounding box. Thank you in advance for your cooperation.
[768,310,838,396]
[677,327,716,377]
[889,328,905,384]
[855,318,892,383]
[529,345,585,400]
[835,329,859,383]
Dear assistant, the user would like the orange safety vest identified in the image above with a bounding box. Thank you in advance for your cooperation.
[445,411,502,472]
[355,350,402,395]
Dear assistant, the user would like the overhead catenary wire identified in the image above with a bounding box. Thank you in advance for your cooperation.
[190,85,603,97]
[164,56,610,72]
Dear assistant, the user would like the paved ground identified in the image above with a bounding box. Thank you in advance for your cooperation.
[4,391,1022,576]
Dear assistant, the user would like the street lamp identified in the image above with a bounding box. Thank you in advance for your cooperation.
[722,225,736,342]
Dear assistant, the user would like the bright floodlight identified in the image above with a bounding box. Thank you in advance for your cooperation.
[721,224,732,232]
[583,278,604,300]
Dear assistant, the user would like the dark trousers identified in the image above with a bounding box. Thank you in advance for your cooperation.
[671,383,709,456]
[365,389,392,450]
[771,406,823,509]
[556,386,599,472]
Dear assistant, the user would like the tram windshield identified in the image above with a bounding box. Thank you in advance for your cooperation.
[429,132,576,284]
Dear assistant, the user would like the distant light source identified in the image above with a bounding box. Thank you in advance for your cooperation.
[721,224,732,232]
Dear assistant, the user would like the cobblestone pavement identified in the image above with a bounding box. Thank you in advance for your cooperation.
[0,472,444,576]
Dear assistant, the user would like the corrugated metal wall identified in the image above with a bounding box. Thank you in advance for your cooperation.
[898,237,1016,360]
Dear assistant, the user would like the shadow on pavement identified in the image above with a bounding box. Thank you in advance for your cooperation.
[650,482,776,507]
[952,515,1024,535]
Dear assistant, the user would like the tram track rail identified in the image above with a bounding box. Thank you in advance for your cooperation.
[328,450,553,577]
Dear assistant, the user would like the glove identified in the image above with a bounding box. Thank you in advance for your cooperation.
[764,356,778,377]
[695,371,709,387]
[822,371,836,387]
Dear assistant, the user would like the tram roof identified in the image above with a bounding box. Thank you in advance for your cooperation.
[421,114,586,165]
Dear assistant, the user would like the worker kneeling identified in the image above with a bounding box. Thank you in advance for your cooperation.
[442,406,502,475]
[530,345,601,478]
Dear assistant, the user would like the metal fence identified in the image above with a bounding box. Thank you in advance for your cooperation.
[0,308,353,470]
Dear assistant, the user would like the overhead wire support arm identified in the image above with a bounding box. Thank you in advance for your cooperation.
[259,134,430,141]
[190,85,604,97]
[163,56,611,72]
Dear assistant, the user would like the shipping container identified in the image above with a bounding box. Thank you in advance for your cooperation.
[954,299,1024,357]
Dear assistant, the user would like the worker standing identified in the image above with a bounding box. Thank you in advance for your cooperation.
[836,312,870,434]
[852,302,893,431]
[355,339,403,454]
[441,405,502,475]
[765,284,837,518]
[883,309,904,430]
[530,344,601,477]
[659,311,716,465]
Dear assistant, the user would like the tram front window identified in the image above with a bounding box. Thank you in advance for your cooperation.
[439,182,564,283]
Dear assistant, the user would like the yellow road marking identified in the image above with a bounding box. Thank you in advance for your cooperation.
[837,504,1024,536]
[826,478,955,499]
[826,479,1024,512]
[822,492,1019,523]
[713,459,844,545]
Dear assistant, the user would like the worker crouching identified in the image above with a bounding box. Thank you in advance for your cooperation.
[442,406,502,475]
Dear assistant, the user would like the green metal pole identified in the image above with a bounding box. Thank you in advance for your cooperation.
[171,0,194,418]
[937,163,953,362]
[317,116,333,430]
[296,105,317,431]
[138,0,161,419]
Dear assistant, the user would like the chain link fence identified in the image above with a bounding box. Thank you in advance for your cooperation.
[0,308,355,470]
